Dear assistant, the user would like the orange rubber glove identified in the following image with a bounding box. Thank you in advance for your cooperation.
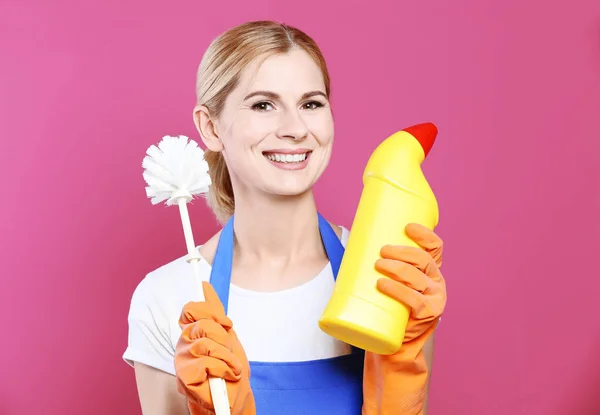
[362,223,446,415]
[174,281,256,415]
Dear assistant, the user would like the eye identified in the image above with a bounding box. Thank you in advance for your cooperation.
[302,101,324,110]
[251,101,274,112]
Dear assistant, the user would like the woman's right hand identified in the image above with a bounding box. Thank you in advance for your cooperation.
[175,281,255,415]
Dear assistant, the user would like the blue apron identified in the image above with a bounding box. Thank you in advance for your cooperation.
[209,213,365,414]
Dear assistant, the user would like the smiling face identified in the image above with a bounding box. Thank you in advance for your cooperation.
[208,48,334,199]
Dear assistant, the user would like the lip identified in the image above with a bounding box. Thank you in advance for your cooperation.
[262,148,312,155]
[262,149,312,171]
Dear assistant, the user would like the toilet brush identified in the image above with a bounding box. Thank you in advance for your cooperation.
[142,134,231,415]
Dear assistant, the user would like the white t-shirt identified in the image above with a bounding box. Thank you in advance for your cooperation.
[123,226,352,376]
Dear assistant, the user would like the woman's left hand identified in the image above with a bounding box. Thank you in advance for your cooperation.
[375,222,446,343]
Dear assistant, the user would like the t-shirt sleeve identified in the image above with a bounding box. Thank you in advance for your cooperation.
[122,276,177,376]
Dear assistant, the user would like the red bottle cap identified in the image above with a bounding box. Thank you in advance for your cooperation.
[402,123,438,158]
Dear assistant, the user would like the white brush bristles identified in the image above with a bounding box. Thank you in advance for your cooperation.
[142,135,212,205]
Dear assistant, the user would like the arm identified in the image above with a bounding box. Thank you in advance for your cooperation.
[422,331,435,415]
[124,276,193,415]
[134,363,189,415]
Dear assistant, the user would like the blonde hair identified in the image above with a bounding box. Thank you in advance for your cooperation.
[195,20,331,224]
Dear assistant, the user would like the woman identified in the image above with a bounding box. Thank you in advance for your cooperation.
[124,20,446,415]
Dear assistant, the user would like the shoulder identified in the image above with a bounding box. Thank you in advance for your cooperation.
[198,229,221,266]
[137,254,203,294]
[340,225,350,246]
[128,250,211,321]
[124,251,212,374]
[326,221,350,247]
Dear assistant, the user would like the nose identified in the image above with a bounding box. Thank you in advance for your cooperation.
[276,109,308,141]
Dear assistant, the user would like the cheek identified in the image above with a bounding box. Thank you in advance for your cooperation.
[223,115,271,151]
[247,116,279,137]
[308,113,334,145]
[231,114,277,146]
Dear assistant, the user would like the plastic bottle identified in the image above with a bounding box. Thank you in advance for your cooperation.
[319,122,439,355]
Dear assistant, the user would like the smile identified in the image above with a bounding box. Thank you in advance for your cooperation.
[264,152,309,163]
[262,150,312,170]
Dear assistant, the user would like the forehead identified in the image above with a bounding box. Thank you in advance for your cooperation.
[238,48,326,95]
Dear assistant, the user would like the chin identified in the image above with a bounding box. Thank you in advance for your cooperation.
[249,151,330,197]
[266,180,315,197]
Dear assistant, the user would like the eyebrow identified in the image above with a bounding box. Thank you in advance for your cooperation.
[243,90,328,101]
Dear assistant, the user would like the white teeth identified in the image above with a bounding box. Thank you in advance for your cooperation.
[265,152,308,163]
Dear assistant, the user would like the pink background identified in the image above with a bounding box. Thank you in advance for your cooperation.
[2,0,599,414]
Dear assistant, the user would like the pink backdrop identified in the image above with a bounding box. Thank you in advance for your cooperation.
[2,0,599,413]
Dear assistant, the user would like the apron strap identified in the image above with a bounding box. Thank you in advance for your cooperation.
[209,213,345,314]
[209,215,235,314]
[317,213,344,280]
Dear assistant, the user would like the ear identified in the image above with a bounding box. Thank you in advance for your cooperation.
[193,104,224,152]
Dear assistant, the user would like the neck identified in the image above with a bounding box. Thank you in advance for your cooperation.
[230,190,325,262]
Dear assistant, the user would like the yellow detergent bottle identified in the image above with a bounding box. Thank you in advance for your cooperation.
[319,122,439,355]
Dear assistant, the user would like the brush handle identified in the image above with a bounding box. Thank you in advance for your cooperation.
[177,199,232,415]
